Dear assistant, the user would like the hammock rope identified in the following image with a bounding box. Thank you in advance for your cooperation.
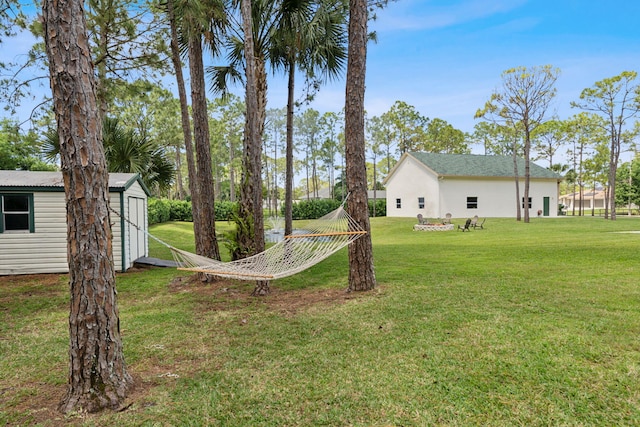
[111,203,367,281]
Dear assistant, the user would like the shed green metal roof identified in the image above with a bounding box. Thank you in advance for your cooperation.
[408,152,561,179]
[0,171,151,195]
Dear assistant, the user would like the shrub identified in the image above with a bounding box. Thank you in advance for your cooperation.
[289,199,342,219]
[283,198,386,220]
[147,197,385,224]
[148,198,238,224]
[369,198,386,217]
[148,198,171,224]
[215,201,237,221]
[169,200,192,221]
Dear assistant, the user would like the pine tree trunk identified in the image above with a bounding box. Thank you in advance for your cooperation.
[168,0,199,213]
[239,0,269,295]
[43,0,132,413]
[513,141,522,221]
[284,59,295,237]
[345,0,376,292]
[253,56,266,256]
[189,37,221,261]
[524,129,531,223]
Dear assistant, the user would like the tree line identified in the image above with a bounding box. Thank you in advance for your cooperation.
[475,67,640,222]
[3,64,640,224]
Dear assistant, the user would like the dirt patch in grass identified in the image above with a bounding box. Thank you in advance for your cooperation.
[0,273,65,297]
[1,374,159,427]
[168,274,369,316]
[2,272,377,426]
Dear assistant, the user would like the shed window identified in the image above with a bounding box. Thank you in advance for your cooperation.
[418,197,425,209]
[522,197,532,209]
[1,194,34,233]
[467,196,478,209]
[396,198,401,209]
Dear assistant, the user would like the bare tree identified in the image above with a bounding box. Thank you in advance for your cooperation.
[477,65,559,222]
[345,0,375,292]
[572,71,640,220]
[43,0,132,412]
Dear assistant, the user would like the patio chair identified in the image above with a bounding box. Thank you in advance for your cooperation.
[442,213,452,224]
[417,214,428,225]
[473,218,485,229]
[469,215,479,227]
[458,218,472,232]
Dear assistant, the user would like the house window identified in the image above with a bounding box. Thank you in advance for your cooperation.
[1,194,34,233]
[396,198,401,209]
[522,197,532,209]
[467,196,478,209]
[418,197,425,209]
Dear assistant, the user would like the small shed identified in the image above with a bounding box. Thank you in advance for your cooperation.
[0,171,150,275]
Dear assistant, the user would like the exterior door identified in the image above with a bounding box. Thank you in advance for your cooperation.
[128,196,147,261]
[543,197,550,216]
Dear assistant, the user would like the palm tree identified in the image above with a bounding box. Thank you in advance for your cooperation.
[170,0,227,261]
[166,0,199,209]
[41,117,175,194]
[271,0,348,236]
[238,0,270,295]
[210,0,346,296]
[210,0,280,273]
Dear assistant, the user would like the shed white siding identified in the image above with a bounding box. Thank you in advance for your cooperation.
[0,171,149,275]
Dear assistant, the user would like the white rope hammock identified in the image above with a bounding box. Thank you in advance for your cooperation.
[113,202,367,281]
[169,205,367,280]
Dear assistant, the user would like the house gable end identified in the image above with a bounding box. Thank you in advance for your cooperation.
[383,153,440,185]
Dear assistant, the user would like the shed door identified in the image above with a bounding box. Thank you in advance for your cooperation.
[128,196,147,262]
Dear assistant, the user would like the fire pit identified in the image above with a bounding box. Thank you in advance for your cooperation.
[413,223,454,232]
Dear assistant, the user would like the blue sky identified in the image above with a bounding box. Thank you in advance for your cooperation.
[4,0,640,154]
[268,0,640,141]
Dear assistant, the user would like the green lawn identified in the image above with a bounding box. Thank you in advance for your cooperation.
[2,216,640,426]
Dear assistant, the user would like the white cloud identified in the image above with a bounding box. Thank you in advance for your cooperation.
[375,0,530,31]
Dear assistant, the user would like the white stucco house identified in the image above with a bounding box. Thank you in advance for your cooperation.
[384,152,562,219]
[0,171,150,275]
[559,189,606,212]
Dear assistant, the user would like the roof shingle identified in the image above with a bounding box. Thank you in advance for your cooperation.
[409,152,561,179]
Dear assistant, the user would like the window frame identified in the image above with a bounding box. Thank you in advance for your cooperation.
[466,196,478,209]
[418,197,425,209]
[1,193,35,234]
[396,198,402,209]
[522,197,532,209]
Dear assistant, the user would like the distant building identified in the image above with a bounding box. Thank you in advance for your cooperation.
[384,152,562,218]
[303,187,386,201]
[559,189,607,212]
[559,189,638,214]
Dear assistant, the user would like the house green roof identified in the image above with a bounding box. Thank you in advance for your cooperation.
[408,152,561,179]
